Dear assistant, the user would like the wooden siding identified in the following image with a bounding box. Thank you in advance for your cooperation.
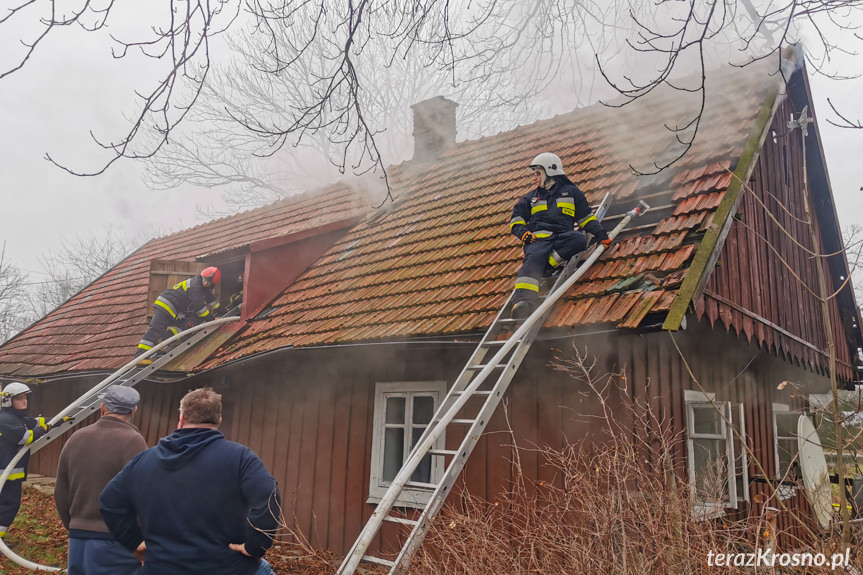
[22,320,830,555]
[699,95,855,381]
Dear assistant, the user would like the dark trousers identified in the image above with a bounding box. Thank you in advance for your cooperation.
[512,230,586,305]
[137,308,181,352]
[68,537,142,575]
[0,479,22,536]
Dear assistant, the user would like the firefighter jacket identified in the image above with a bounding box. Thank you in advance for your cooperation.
[509,180,608,242]
[0,408,47,481]
[153,275,219,321]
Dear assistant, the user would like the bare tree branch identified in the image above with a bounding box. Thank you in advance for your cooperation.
[1,0,861,186]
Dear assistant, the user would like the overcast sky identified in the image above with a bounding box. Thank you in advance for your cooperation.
[1,8,861,283]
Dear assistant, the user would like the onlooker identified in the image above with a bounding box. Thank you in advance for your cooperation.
[100,387,281,575]
[0,382,69,538]
[54,386,148,575]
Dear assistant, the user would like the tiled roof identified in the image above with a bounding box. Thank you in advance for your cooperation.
[0,184,373,376]
[203,61,779,366]
[1,60,781,377]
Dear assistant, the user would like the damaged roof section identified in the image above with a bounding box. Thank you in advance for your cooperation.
[204,62,778,367]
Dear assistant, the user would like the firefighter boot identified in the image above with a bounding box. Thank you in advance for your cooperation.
[510,300,536,320]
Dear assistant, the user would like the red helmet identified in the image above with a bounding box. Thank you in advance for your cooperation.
[201,267,221,285]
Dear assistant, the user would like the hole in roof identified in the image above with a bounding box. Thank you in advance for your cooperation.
[256,306,281,318]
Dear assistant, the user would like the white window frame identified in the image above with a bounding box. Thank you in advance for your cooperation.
[685,390,738,519]
[734,403,750,505]
[368,381,447,509]
[773,403,800,500]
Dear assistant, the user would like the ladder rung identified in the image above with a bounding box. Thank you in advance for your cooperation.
[481,340,507,346]
[428,449,458,456]
[498,318,522,324]
[362,555,395,567]
[453,390,493,396]
[384,515,419,526]
[449,418,477,425]
[467,363,506,370]
[405,480,439,490]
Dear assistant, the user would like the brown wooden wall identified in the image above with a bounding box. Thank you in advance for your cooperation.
[699,94,856,381]
[24,321,829,556]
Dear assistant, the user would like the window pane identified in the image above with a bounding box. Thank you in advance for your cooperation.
[413,396,434,425]
[386,397,406,424]
[692,438,728,499]
[692,406,722,435]
[776,413,798,438]
[410,427,432,483]
[778,438,799,478]
[383,428,405,482]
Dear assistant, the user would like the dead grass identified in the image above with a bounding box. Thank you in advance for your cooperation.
[0,485,344,575]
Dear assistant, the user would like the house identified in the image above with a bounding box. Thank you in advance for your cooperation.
[0,53,859,556]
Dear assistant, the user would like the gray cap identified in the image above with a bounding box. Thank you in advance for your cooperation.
[102,387,140,415]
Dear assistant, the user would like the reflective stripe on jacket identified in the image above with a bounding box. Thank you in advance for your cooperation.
[509,180,605,240]
[153,275,218,320]
[0,408,46,482]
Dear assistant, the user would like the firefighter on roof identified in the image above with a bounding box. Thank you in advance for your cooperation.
[508,153,610,319]
[135,267,221,360]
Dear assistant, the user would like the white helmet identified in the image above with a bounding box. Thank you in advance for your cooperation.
[529,153,565,177]
[1,381,31,408]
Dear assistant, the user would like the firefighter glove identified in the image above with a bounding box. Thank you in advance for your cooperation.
[590,229,610,247]
[60,416,73,425]
[35,417,49,431]
[521,231,536,245]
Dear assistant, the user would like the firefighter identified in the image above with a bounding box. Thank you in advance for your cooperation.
[225,273,244,316]
[135,267,221,360]
[0,382,70,538]
[508,153,610,319]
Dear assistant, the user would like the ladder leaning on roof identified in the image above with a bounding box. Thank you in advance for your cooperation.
[337,199,649,575]
[0,315,240,572]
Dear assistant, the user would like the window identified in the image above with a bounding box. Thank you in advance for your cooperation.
[773,404,801,499]
[369,381,446,508]
[685,390,746,518]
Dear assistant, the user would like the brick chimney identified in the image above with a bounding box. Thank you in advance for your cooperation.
[411,96,458,163]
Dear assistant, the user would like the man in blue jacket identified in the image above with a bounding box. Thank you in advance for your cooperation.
[100,387,281,575]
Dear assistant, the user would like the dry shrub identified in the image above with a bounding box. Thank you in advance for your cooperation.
[410,348,858,575]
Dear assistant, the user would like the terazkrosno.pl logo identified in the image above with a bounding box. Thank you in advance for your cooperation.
[707,548,850,570]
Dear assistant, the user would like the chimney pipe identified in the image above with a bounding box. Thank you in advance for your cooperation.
[411,96,458,163]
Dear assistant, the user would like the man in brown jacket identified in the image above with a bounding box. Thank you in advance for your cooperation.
[54,387,148,575]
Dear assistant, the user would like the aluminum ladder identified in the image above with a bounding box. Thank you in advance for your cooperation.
[337,199,649,575]
[0,315,240,572]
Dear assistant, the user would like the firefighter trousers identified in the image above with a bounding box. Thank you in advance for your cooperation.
[512,230,587,305]
[137,307,182,353]
[0,479,22,537]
